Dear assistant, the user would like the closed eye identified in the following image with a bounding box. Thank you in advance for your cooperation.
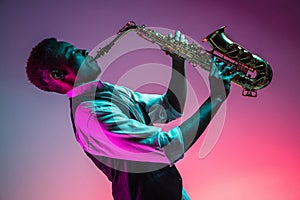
[70,49,76,55]
[64,45,78,57]
[69,48,80,57]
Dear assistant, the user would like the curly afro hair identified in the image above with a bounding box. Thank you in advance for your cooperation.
[26,38,62,92]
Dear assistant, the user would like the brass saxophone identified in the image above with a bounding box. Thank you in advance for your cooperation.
[94,21,273,97]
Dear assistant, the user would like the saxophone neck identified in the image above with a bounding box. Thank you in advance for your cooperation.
[118,21,139,33]
[94,21,140,60]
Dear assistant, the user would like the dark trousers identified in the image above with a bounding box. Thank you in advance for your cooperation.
[112,165,183,200]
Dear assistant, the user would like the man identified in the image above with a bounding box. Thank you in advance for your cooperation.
[26,30,236,200]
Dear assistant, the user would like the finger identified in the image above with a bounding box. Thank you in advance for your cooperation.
[221,65,234,75]
[175,30,180,41]
[221,71,239,81]
[210,57,218,76]
[228,71,239,79]
[180,34,185,43]
[222,65,233,71]
[215,60,224,77]
[184,39,189,45]
[216,61,226,69]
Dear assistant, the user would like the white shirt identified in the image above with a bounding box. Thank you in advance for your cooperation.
[67,81,184,169]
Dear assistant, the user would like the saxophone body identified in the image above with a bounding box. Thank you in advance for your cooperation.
[94,21,273,97]
[203,26,273,95]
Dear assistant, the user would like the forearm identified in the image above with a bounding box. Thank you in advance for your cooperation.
[175,56,235,153]
[166,57,187,113]
[179,97,224,152]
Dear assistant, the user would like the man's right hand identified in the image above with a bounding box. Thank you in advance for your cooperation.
[209,57,238,101]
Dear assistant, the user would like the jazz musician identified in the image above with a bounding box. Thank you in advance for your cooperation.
[26,28,236,200]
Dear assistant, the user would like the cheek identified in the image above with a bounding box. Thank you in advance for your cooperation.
[66,70,78,82]
[68,56,84,70]
[69,58,100,82]
[75,66,95,81]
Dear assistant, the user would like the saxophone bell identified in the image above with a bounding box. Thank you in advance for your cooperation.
[202,26,273,96]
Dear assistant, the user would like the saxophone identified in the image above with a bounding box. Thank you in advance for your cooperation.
[94,21,273,97]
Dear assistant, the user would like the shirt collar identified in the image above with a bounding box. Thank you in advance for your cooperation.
[66,81,103,98]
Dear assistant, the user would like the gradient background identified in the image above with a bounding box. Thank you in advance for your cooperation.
[1,0,300,199]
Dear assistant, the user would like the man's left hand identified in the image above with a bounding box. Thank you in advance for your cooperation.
[165,30,188,62]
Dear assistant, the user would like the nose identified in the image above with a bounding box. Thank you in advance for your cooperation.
[81,49,89,56]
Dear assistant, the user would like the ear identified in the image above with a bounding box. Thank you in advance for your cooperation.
[50,69,66,80]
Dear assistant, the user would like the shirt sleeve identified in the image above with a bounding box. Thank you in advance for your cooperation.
[74,101,184,165]
[120,85,183,123]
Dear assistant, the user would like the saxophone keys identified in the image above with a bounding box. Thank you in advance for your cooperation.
[242,89,257,97]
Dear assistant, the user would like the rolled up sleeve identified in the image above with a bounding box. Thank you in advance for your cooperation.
[131,90,182,124]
